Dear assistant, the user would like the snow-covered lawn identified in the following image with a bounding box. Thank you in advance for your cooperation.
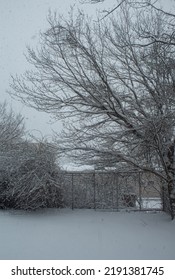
[0,209,175,260]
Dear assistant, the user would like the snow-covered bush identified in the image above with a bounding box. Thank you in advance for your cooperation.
[0,141,64,210]
[0,176,13,209]
[0,103,64,210]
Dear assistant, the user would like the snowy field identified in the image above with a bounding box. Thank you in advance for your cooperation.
[0,209,175,260]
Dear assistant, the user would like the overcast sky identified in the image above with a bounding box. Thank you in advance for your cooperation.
[0,0,115,139]
[0,0,174,140]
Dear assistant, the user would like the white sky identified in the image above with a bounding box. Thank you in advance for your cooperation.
[0,0,115,139]
[0,0,174,140]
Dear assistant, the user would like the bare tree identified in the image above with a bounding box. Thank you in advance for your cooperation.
[81,0,174,20]
[0,102,24,148]
[0,102,25,175]
[9,3,175,218]
[81,0,126,19]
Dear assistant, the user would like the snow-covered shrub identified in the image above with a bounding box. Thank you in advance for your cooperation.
[18,142,63,210]
[0,176,13,209]
[0,141,64,210]
[0,103,64,210]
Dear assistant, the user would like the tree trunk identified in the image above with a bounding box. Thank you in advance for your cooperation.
[166,140,175,219]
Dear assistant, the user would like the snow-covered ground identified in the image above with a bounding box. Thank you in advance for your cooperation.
[0,209,174,260]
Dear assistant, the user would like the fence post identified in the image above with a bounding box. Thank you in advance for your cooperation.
[93,171,96,210]
[161,179,165,212]
[138,172,142,210]
[112,173,114,211]
[116,174,119,211]
[71,173,74,210]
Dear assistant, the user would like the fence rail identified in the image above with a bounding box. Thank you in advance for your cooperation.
[60,171,163,211]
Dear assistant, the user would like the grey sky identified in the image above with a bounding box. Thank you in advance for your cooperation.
[0,0,113,138]
[0,0,174,139]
